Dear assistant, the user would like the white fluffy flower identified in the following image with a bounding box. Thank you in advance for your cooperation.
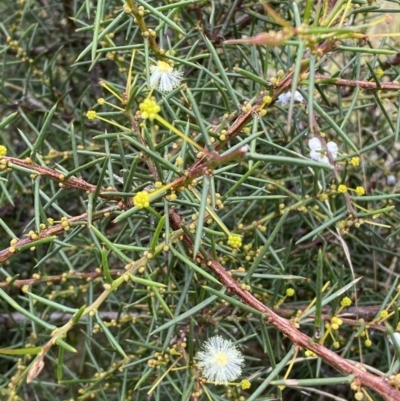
[387,174,396,186]
[197,336,244,384]
[277,90,304,105]
[389,332,400,346]
[309,137,338,164]
[149,60,183,92]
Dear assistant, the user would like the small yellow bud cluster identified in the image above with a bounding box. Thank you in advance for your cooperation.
[219,129,227,141]
[262,95,272,105]
[147,352,169,369]
[304,350,316,357]
[139,98,160,120]
[341,297,352,307]
[61,216,70,231]
[358,319,372,347]
[388,373,400,389]
[28,231,39,240]
[191,389,203,398]
[9,238,18,254]
[133,191,150,209]
[339,215,365,234]
[175,156,183,167]
[296,205,307,213]
[106,51,116,60]
[355,186,365,196]
[258,94,272,116]
[350,156,360,167]
[330,316,343,330]
[337,184,347,193]
[319,193,329,201]
[144,251,153,259]
[241,103,252,113]
[7,37,28,62]
[240,379,251,390]
[227,234,242,249]
[123,4,132,13]
[0,158,8,170]
[258,224,266,232]
[274,286,296,307]
[97,98,105,105]
[86,110,97,120]
[166,191,177,201]
[168,344,181,356]
[350,382,365,400]
[215,198,224,210]
[92,323,102,334]
[0,145,7,157]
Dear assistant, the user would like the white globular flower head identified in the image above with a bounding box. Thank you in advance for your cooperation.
[277,90,304,105]
[389,332,400,346]
[149,60,183,92]
[196,336,244,385]
[309,137,338,164]
[387,174,396,186]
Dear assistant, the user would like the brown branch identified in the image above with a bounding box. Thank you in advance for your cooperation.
[0,205,121,263]
[0,146,247,263]
[169,209,400,401]
[314,74,400,92]
[3,156,123,201]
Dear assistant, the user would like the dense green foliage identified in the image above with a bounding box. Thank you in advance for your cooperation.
[1,0,400,400]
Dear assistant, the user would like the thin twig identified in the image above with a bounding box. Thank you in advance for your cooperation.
[0,205,121,263]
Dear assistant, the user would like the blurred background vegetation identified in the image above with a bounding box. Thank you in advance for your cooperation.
[1,0,400,400]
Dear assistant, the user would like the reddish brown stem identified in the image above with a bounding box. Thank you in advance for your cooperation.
[0,205,120,263]
[3,157,122,201]
[169,209,400,401]
[314,74,400,91]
